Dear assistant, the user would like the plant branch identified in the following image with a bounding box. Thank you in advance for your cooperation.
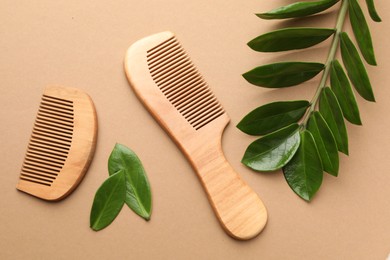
[301,0,349,127]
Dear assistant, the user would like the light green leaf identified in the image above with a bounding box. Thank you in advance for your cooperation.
[330,60,362,125]
[283,130,323,201]
[243,62,324,88]
[108,144,152,221]
[365,0,381,22]
[237,100,310,135]
[340,32,375,102]
[242,124,300,172]
[349,0,377,65]
[248,28,335,52]
[307,112,339,176]
[257,0,340,20]
[90,170,126,231]
[319,87,349,155]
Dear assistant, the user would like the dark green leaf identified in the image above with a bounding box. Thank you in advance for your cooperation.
[90,170,126,231]
[108,143,152,221]
[283,130,323,201]
[257,0,340,20]
[365,0,382,22]
[243,62,324,88]
[319,87,349,155]
[349,0,377,65]
[330,60,362,125]
[248,27,335,52]
[307,111,339,176]
[237,100,310,135]
[340,33,375,101]
[242,124,300,171]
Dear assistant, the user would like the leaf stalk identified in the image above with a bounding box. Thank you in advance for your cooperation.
[302,0,349,127]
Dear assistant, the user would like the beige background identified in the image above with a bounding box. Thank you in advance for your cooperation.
[1,0,389,259]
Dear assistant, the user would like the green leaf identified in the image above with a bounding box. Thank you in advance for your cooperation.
[340,32,375,102]
[365,0,382,22]
[242,124,300,172]
[90,170,126,231]
[237,100,310,135]
[243,62,324,88]
[319,87,349,155]
[330,60,362,125]
[257,0,340,20]
[283,130,323,201]
[248,28,335,52]
[349,0,377,65]
[307,111,339,176]
[108,143,152,221]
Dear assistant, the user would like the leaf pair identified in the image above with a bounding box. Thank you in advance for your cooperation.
[90,144,152,231]
[238,85,362,200]
[240,113,337,201]
[253,0,379,66]
[284,87,352,200]
[108,144,152,220]
[245,1,343,88]
[245,27,334,88]
[319,87,349,156]
[237,98,340,200]
[238,101,310,171]
[244,30,375,98]
[307,111,339,177]
[237,100,310,135]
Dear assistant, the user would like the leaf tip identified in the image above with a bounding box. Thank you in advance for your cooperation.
[242,71,250,80]
[247,39,254,48]
[90,222,103,231]
[348,116,363,126]
[236,121,243,129]
[368,95,376,102]
[294,190,312,202]
[255,13,266,19]
[326,167,339,177]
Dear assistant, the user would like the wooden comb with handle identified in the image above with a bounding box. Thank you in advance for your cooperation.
[124,32,267,240]
[17,86,97,201]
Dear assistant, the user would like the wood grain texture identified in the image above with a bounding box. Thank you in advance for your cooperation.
[124,31,267,240]
[16,86,98,201]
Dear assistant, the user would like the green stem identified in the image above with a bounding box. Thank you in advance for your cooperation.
[301,0,349,128]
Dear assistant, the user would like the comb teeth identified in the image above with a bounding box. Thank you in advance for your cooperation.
[146,36,225,130]
[20,95,74,186]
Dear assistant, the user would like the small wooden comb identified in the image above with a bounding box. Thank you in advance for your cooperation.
[17,86,97,201]
[124,32,267,240]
